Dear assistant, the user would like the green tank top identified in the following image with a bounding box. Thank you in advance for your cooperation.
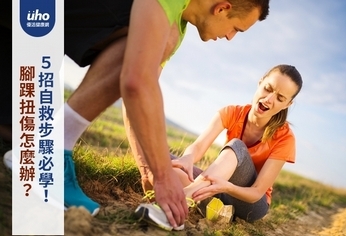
[158,0,190,66]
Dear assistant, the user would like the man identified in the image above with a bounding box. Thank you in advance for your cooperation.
[64,0,270,229]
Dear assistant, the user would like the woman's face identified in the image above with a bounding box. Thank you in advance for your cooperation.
[252,70,298,119]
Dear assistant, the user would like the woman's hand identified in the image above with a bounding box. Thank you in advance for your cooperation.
[192,175,231,202]
[171,154,195,182]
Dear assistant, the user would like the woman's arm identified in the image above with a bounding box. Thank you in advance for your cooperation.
[226,158,285,203]
[172,112,225,182]
[183,112,224,162]
[192,158,285,203]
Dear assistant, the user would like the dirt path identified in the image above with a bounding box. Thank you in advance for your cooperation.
[317,208,346,236]
[265,206,346,236]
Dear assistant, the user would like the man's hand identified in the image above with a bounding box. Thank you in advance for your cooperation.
[153,169,188,228]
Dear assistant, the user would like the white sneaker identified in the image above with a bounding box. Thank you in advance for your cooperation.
[134,203,184,231]
[3,149,12,170]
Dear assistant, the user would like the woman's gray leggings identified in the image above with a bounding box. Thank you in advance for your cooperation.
[171,138,269,222]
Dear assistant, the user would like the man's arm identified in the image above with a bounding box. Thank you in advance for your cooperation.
[120,0,188,228]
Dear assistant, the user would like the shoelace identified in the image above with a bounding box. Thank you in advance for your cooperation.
[143,190,196,208]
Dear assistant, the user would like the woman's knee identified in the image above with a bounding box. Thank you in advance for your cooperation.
[221,138,250,167]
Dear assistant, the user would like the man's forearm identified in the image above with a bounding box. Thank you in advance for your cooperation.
[122,81,172,179]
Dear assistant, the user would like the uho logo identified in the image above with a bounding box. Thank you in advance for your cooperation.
[20,0,55,37]
[27,9,50,21]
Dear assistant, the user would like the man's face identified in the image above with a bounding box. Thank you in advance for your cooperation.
[197,7,260,41]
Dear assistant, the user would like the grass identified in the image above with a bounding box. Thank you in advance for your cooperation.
[65,89,346,235]
[70,96,221,194]
[1,89,345,235]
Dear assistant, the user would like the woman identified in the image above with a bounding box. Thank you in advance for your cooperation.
[135,64,303,229]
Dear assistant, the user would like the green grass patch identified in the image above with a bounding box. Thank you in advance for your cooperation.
[68,101,346,235]
[68,100,346,235]
[3,88,341,235]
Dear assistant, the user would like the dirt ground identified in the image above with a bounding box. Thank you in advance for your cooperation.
[1,161,346,236]
[63,182,346,236]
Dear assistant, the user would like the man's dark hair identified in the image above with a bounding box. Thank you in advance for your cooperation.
[227,0,270,21]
